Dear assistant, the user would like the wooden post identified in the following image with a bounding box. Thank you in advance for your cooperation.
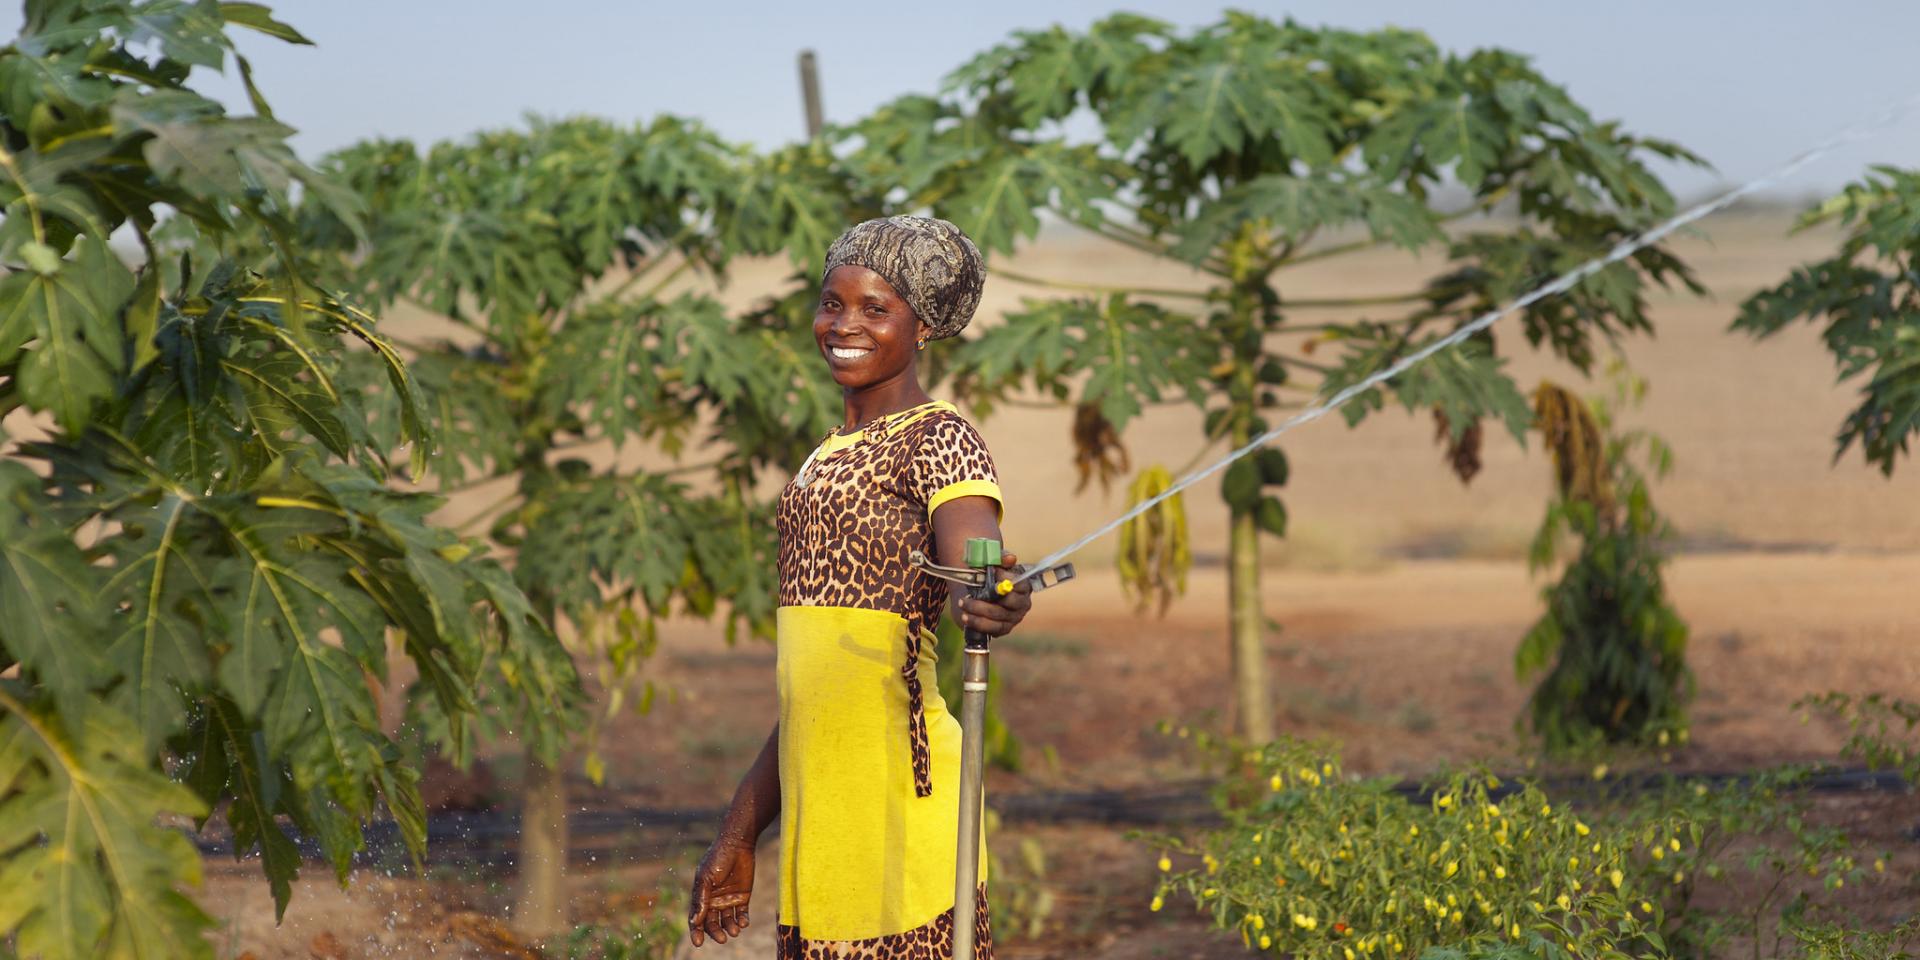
[798,49,824,139]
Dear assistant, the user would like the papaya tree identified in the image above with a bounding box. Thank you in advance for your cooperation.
[0,3,576,957]
[1737,165,1920,475]
[1518,370,1690,750]
[837,12,1705,740]
[313,120,864,936]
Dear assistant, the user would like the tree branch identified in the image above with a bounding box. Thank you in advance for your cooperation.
[1064,217,1231,277]
[995,266,1211,302]
[1281,291,1437,309]
[398,295,507,347]
[456,489,522,534]
[1276,355,1336,374]
[1267,185,1515,272]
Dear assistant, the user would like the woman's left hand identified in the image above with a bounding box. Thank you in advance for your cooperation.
[957,551,1033,638]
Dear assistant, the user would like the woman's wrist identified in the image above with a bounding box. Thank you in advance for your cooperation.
[714,814,762,850]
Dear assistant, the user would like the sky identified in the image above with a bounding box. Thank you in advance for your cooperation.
[7,1,1920,199]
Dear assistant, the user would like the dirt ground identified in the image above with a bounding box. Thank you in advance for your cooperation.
[200,212,1920,958]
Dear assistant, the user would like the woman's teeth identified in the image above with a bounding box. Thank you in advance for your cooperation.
[830,346,872,360]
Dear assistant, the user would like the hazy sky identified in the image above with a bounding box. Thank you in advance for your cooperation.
[8,2,1919,198]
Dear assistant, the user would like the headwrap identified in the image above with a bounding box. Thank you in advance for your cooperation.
[821,216,985,341]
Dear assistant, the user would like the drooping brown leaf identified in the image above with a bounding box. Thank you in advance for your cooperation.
[1071,403,1131,493]
[1432,409,1484,484]
[1116,465,1191,616]
[1532,381,1611,510]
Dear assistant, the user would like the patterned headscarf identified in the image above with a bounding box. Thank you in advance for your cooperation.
[821,216,985,341]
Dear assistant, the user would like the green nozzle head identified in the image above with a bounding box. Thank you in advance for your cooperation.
[964,537,1002,569]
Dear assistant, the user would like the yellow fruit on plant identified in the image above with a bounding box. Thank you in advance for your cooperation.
[1158,854,1172,872]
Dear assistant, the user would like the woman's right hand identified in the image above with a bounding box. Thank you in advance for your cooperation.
[687,835,756,947]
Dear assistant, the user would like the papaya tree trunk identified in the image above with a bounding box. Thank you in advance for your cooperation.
[513,753,570,939]
[1228,500,1273,742]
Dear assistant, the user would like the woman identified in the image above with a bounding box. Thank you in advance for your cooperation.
[687,216,1032,959]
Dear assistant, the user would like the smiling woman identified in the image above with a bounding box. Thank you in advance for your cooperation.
[686,217,1032,959]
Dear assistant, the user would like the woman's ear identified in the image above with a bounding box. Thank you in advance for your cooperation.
[916,322,931,351]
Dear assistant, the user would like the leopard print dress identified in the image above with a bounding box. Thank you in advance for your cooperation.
[773,400,999,959]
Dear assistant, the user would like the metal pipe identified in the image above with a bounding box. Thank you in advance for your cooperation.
[950,633,990,959]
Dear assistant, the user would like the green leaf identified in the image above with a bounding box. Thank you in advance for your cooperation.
[0,694,214,960]
[0,235,130,431]
[1175,176,1441,263]
[949,296,1217,433]
[943,141,1116,256]
[19,241,62,275]
[98,492,216,747]
[125,267,161,371]
[1737,167,1920,474]
[0,492,108,719]
[218,3,314,45]
[1390,338,1534,444]
[180,697,302,920]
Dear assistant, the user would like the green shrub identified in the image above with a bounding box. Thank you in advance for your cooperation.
[1148,739,1672,959]
[1518,371,1691,751]
[1796,692,1920,785]
[1617,768,1877,959]
[1785,917,1920,960]
[560,880,684,960]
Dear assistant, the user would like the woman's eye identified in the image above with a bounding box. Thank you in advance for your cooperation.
[864,305,886,317]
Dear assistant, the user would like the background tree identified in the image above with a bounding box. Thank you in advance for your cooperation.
[1737,165,1920,476]
[314,119,864,937]
[836,12,1705,740]
[1517,369,1690,750]
[0,4,575,957]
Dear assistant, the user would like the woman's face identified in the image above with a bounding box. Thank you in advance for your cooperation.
[814,265,927,391]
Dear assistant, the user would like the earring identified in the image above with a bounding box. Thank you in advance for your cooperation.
[916,338,927,351]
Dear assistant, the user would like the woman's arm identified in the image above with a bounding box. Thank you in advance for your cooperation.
[720,726,780,843]
[688,726,779,946]
[931,496,1033,636]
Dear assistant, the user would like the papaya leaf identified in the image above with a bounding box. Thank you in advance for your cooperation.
[0,692,215,960]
